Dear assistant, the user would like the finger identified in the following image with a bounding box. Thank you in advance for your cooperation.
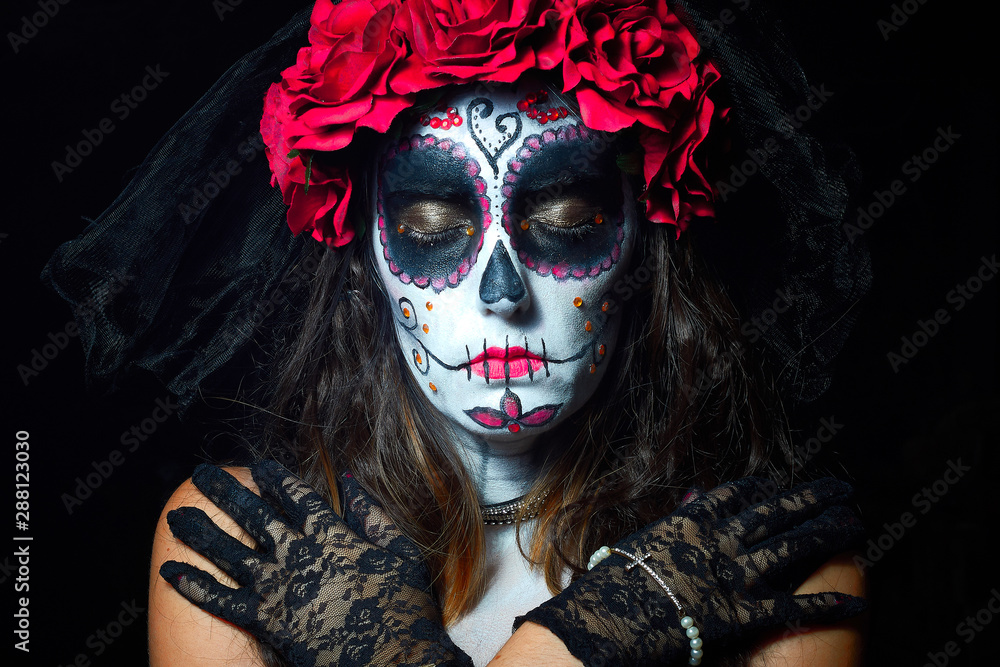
[166,506,262,587]
[723,590,868,638]
[725,477,854,544]
[736,505,863,583]
[250,459,340,536]
[341,471,421,562]
[680,477,776,525]
[159,560,265,634]
[785,590,868,627]
[191,464,282,551]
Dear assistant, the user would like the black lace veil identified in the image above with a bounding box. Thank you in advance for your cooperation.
[42,1,870,411]
[42,8,312,411]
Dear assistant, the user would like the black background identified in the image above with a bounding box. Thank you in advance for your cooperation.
[3,0,997,665]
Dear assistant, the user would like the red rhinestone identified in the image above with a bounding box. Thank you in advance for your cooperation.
[441,118,452,130]
[508,423,521,433]
[537,90,549,102]
[538,114,548,125]
[420,115,430,126]
[560,107,569,118]
[526,93,537,104]
[452,116,463,126]
[527,108,537,119]
[517,100,530,112]
[547,108,559,120]
[429,117,441,129]
[447,107,457,115]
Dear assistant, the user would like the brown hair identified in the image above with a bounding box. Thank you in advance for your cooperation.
[257,211,794,626]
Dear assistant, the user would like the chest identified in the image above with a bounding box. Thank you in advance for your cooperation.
[446,523,562,666]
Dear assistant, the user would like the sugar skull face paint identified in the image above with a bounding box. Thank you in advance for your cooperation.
[378,134,489,291]
[372,84,638,443]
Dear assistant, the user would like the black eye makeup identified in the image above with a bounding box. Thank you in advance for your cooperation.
[377,136,490,291]
[502,125,626,280]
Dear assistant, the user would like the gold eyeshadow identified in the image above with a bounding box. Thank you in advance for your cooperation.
[527,197,601,229]
[394,200,475,234]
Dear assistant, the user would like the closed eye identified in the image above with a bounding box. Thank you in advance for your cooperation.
[404,226,470,246]
[386,196,473,239]
[529,216,598,240]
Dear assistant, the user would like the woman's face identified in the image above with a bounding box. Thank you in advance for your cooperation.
[371,84,637,441]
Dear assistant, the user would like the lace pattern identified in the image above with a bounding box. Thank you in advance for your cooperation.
[515,477,867,666]
[160,461,472,667]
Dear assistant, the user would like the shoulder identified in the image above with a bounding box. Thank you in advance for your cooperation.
[747,552,868,666]
[148,466,266,667]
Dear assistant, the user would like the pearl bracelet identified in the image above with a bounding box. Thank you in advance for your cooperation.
[588,546,704,666]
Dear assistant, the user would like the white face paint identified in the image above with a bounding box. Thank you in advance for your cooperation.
[371,84,636,456]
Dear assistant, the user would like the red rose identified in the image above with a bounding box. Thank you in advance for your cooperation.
[391,0,554,92]
[287,163,355,248]
[262,0,726,247]
[540,0,721,230]
[262,0,417,246]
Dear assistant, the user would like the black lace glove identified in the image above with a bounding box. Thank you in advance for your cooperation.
[159,460,472,667]
[515,477,867,666]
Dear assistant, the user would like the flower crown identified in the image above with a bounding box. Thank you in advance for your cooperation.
[261,0,725,248]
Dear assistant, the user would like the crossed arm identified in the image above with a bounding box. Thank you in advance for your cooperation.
[148,468,865,667]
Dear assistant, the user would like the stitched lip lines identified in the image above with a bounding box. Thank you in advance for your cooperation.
[462,335,593,383]
[469,342,545,380]
[400,328,597,384]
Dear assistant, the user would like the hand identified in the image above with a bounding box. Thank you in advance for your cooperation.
[159,460,472,667]
[516,477,867,666]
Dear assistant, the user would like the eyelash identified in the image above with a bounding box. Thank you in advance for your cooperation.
[404,226,470,246]
[528,213,601,240]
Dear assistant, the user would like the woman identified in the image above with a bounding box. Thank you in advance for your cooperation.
[44,0,870,665]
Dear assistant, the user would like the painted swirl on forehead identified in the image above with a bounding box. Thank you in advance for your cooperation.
[501,124,626,280]
[466,97,522,178]
[378,135,492,292]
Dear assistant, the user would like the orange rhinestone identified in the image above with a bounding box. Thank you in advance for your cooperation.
[598,344,606,356]
[466,226,475,236]
[429,382,437,392]
[601,301,609,312]
[402,307,411,318]
[573,297,583,308]
[422,324,430,334]
[415,354,423,364]
[585,321,592,332]
[589,364,597,374]
[594,213,604,225]
[397,224,406,234]
[520,220,530,230]
[426,302,433,310]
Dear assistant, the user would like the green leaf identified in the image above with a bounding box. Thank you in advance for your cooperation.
[286,148,300,159]
[303,153,313,194]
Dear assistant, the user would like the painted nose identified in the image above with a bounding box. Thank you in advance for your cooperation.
[479,241,528,315]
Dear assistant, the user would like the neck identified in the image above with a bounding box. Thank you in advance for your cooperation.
[448,424,551,505]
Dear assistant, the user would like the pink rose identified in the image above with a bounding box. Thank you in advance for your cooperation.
[262,0,416,246]
[390,0,554,92]
[262,0,726,247]
[540,0,721,230]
